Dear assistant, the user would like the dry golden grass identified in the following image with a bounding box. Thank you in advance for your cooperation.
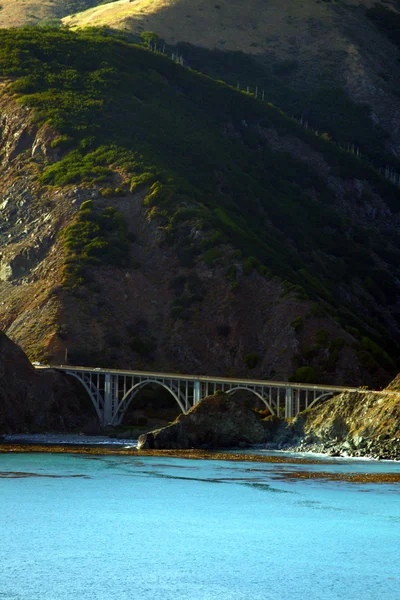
[63,0,378,58]
[0,1,67,27]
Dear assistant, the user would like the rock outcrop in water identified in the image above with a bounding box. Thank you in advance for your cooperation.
[137,392,267,449]
[0,331,86,433]
[138,378,400,459]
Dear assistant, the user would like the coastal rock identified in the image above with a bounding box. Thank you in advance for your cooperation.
[276,377,400,460]
[0,331,86,433]
[138,392,267,450]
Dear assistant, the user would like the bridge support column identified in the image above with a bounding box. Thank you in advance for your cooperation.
[193,380,201,405]
[285,387,293,418]
[104,373,113,426]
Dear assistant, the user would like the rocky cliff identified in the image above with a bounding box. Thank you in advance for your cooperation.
[0,331,86,433]
[138,392,267,449]
[266,379,400,460]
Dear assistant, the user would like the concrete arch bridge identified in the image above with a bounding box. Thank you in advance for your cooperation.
[43,366,358,427]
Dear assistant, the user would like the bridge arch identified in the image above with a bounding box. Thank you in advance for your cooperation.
[62,371,103,422]
[226,386,275,416]
[112,379,186,426]
[307,391,334,410]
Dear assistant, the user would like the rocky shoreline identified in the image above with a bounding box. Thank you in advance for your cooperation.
[2,432,399,461]
[138,385,400,461]
[266,439,400,461]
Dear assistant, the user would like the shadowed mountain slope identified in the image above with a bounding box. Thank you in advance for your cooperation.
[0,27,398,386]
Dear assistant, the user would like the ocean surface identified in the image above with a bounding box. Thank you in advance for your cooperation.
[0,450,399,600]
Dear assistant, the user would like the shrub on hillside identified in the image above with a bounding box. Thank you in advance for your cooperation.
[289,366,317,384]
[244,353,260,369]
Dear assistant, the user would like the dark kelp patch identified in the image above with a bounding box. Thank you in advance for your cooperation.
[0,444,334,464]
[0,471,90,479]
[242,482,292,493]
[1,445,399,483]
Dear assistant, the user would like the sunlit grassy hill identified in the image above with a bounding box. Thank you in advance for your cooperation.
[62,0,394,86]
[0,0,117,27]
[63,0,378,55]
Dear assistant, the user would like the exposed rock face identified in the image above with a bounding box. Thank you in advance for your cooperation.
[137,392,267,449]
[263,378,400,460]
[0,331,86,433]
[137,378,400,458]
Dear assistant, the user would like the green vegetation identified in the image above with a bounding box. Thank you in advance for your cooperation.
[322,336,346,372]
[361,336,396,372]
[170,273,203,320]
[226,264,238,289]
[0,27,398,362]
[203,247,222,266]
[126,319,156,359]
[289,366,317,384]
[61,199,130,286]
[243,256,259,276]
[173,41,396,170]
[290,317,303,333]
[99,186,126,198]
[130,335,156,358]
[314,329,328,346]
[244,353,260,369]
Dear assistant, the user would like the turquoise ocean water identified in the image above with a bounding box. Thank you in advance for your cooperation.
[0,451,399,600]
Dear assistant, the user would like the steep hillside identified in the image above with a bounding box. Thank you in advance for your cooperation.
[63,0,400,157]
[0,27,399,387]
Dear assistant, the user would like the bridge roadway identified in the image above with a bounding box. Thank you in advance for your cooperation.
[37,365,359,427]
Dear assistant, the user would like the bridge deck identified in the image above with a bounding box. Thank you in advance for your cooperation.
[35,365,361,425]
[39,365,359,393]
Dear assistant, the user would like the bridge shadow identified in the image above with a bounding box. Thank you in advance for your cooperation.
[120,386,273,430]
[67,377,101,434]
[228,389,273,418]
[121,383,182,430]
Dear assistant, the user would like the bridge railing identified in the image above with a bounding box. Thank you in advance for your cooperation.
[36,365,359,425]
